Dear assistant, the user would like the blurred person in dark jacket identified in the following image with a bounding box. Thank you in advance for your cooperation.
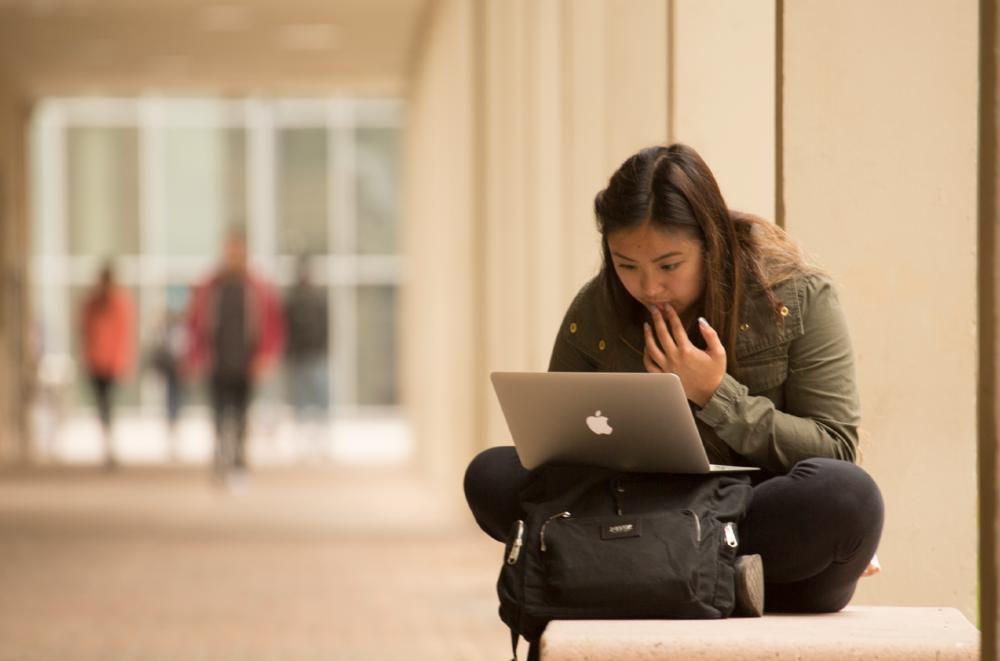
[186,228,285,488]
[81,263,134,469]
[284,256,330,458]
[151,298,190,459]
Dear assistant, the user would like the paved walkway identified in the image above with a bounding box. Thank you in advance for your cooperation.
[0,466,514,661]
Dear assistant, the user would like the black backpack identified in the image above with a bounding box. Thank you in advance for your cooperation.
[498,465,754,654]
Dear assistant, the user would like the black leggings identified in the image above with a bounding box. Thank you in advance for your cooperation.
[89,374,114,430]
[464,447,884,613]
[211,376,251,469]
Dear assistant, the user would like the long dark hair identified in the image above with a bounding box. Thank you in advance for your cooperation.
[594,144,818,373]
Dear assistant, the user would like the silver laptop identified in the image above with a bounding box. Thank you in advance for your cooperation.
[491,372,758,474]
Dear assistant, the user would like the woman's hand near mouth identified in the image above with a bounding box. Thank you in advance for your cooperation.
[643,302,726,408]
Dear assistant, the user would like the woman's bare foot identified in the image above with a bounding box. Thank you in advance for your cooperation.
[861,554,881,578]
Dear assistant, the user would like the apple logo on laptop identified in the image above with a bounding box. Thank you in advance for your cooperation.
[586,411,613,435]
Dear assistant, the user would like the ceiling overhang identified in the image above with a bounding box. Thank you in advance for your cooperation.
[0,0,430,98]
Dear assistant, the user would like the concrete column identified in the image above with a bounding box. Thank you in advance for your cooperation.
[0,74,29,463]
[783,1,979,620]
[401,0,481,504]
[480,0,556,450]
[979,0,1000,655]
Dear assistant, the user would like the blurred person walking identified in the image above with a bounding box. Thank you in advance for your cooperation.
[187,228,285,489]
[151,302,190,459]
[81,263,134,469]
[284,256,330,459]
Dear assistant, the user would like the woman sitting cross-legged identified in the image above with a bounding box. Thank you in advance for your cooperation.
[465,143,884,618]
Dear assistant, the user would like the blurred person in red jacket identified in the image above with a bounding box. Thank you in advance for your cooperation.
[186,227,285,487]
[81,263,134,469]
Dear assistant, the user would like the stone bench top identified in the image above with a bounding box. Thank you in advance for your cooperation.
[540,606,979,661]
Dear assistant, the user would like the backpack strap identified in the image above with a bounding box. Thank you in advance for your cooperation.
[509,628,540,661]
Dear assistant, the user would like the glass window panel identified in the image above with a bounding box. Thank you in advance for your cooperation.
[356,285,397,406]
[70,283,141,409]
[164,127,246,257]
[37,98,409,435]
[277,128,328,255]
[223,129,248,235]
[32,284,71,361]
[355,128,399,255]
[67,127,140,256]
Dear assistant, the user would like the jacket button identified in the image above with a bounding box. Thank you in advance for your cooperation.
[569,322,577,333]
[780,306,789,317]
[740,323,749,332]
[599,340,606,351]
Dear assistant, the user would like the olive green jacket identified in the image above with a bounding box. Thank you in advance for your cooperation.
[547,273,861,474]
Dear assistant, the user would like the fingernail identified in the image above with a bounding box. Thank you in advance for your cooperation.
[649,305,659,315]
[698,316,708,326]
[643,322,650,332]
[663,303,672,313]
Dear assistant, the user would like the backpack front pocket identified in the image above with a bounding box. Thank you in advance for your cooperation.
[541,509,701,607]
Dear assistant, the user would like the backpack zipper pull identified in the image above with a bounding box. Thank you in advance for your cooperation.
[724,522,738,549]
[507,520,524,565]
[540,511,571,552]
[611,478,625,516]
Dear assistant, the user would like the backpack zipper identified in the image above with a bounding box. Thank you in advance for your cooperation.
[611,478,625,516]
[724,521,738,548]
[539,510,703,550]
[540,511,571,552]
[507,520,524,565]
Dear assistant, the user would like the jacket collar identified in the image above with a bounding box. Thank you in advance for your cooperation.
[614,277,805,361]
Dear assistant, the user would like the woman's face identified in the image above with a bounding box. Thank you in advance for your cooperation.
[607,223,705,319]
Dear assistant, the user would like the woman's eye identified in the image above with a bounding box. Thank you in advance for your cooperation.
[616,263,636,270]
[661,263,679,271]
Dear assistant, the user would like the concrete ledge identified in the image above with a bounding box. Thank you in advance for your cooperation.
[540,606,979,661]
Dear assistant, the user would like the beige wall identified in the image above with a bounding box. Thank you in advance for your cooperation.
[782,1,979,619]
[0,71,28,463]
[671,0,775,221]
